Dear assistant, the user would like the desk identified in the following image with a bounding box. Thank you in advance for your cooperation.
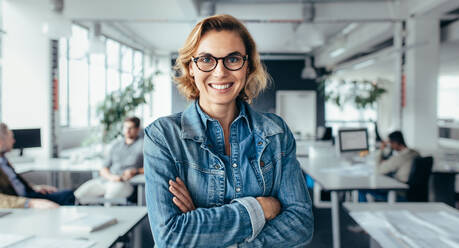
[299,146,408,248]
[343,202,459,248]
[13,158,103,187]
[0,206,147,248]
[129,175,146,206]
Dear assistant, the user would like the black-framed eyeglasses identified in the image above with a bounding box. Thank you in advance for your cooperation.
[191,54,248,72]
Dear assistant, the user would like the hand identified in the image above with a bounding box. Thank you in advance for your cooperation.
[256,196,281,221]
[33,185,58,194]
[169,177,196,213]
[121,168,138,181]
[109,175,122,182]
[28,199,59,209]
[380,141,387,150]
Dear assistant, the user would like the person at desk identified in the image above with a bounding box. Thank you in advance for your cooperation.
[376,131,419,183]
[144,14,313,247]
[0,192,58,209]
[74,117,144,203]
[359,131,419,202]
[0,123,75,206]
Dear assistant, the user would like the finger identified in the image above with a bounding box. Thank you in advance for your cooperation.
[176,177,186,187]
[172,196,191,213]
[169,181,195,208]
[169,185,195,210]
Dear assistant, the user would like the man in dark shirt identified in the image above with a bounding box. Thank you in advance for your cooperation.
[0,123,75,206]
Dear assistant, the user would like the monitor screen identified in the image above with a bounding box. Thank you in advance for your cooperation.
[338,128,369,152]
[12,128,41,149]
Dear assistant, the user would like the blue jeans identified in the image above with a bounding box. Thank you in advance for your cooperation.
[26,189,75,205]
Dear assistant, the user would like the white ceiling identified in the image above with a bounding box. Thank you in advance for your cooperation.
[55,0,459,68]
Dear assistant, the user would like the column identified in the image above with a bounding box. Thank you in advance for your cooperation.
[403,16,440,152]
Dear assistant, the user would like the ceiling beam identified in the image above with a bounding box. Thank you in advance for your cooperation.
[314,23,393,68]
[403,0,459,17]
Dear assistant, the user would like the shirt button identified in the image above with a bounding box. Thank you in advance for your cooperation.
[235,187,241,192]
[232,163,238,168]
[214,164,221,169]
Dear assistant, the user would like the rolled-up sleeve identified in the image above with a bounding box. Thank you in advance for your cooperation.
[232,197,266,242]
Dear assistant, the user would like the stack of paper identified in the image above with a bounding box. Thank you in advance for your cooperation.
[5,236,95,248]
[61,214,117,233]
[0,233,33,248]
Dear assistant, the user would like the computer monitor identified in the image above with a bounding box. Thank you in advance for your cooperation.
[12,128,41,156]
[338,128,369,153]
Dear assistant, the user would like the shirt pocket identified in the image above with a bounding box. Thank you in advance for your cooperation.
[250,156,276,196]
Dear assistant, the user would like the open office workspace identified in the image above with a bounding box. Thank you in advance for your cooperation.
[1,0,459,247]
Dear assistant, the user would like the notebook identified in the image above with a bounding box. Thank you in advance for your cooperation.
[0,211,11,218]
[61,214,117,233]
[0,233,33,248]
[4,236,96,248]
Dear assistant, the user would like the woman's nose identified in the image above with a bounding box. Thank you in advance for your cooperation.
[212,60,228,77]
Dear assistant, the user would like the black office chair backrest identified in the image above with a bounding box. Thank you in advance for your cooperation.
[321,127,333,141]
[406,156,433,202]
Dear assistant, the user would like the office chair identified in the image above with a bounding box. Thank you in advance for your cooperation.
[317,126,333,141]
[406,156,433,202]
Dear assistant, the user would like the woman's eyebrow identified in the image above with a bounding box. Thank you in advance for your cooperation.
[196,51,243,57]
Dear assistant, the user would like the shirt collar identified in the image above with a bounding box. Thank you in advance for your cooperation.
[195,99,251,133]
[181,99,283,142]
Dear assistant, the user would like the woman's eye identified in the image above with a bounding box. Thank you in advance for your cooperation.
[200,56,213,63]
[227,56,240,63]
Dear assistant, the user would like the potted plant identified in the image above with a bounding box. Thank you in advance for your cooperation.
[97,73,157,143]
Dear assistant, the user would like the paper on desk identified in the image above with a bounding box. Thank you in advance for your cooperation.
[5,237,95,248]
[61,213,117,233]
[351,211,459,248]
[411,211,459,238]
[0,233,33,248]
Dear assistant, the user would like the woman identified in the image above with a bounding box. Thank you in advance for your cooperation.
[144,14,313,247]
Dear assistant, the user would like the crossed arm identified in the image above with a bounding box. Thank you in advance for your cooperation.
[144,124,314,247]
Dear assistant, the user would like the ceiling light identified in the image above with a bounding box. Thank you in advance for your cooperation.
[353,59,375,70]
[89,22,105,54]
[42,0,72,39]
[342,23,358,35]
[330,48,346,58]
[301,57,317,79]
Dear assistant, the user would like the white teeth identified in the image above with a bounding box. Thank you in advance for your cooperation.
[210,84,231,90]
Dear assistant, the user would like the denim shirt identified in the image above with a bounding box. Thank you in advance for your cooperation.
[144,100,314,248]
[196,101,263,203]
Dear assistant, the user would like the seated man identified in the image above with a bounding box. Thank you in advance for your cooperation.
[75,117,144,204]
[360,131,419,202]
[376,131,419,183]
[0,192,59,209]
[0,123,75,206]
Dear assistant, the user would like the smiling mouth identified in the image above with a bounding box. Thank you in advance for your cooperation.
[209,83,233,90]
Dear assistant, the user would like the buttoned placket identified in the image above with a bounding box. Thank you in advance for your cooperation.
[230,120,243,198]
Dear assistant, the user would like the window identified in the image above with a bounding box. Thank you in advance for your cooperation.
[325,79,377,141]
[68,25,89,127]
[438,76,459,121]
[59,24,145,128]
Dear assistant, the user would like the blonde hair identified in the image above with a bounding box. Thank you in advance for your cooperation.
[174,14,270,103]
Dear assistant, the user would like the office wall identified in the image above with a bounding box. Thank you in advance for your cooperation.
[171,59,326,128]
[2,0,51,158]
[252,60,325,127]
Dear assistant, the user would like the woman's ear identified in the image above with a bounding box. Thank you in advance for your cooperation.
[188,62,194,77]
